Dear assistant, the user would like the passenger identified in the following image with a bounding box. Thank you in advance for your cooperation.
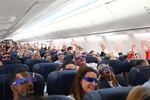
[57,61,77,71]
[107,52,117,60]
[1,52,12,60]
[100,43,106,57]
[98,64,121,89]
[70,66,98,100]
[126,86,150,100]
[67,46,74,55]
[24,48,33,59]
[127,43,138,60]
[74,55,87,69]
[64,46,75,62]
[31,50,41,59]
[61,45,67,53]
[75,46,84,55]
[136,59,149,66]
[116,44,124,57]
[54,51,64,65]
[89,51,101,61]
[127,51,138,60]
[17,45,26,63]
[141,41,150,59]
[9,69,35,100]
[43,52,52,63]
[7,42,18,58]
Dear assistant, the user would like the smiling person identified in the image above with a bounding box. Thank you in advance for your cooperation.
[54,51,65,65]
[74,55,87,69]
[9,69,35,100]
[98,64,121,89]
[70,66,98,100]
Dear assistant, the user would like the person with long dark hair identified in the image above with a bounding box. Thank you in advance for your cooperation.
[70,66,98,100]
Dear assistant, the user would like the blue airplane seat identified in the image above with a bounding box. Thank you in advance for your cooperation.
[0,74,12,100]
[122,59,145,72]
[83,87,132,100]
[47,70,77,95]
[85,55,98,63]
[98,60,124,74]
[24,58,49,72]
[30,72,45,96]
[33,63,59,82]
[64,54,74,62]
[129,65,150,86]
[2,59,22,64]
[0,64,29,74]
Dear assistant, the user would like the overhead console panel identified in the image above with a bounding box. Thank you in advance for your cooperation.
[9,0,150,41]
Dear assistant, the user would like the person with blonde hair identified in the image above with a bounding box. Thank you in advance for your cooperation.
[31,50,41,59]
[126,86,150,100]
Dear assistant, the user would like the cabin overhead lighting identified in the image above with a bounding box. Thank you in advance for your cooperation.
[134,32,150,38]
[105,34,128,41]
[86,35,102,41]
[10,0,115,40]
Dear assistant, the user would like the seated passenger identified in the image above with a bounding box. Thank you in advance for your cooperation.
[24,48,33,59]
[43,52,52,63]
[2,53,12,60]
[124,43,138,60]
[89,51,101,61]
[98,64,121,89]
[66,46,74,55]
[74,55,87,69]
[70,66,98,100]
[9,69,35,100]
[100,43,107,57]
[107,52,118,60]
[126,86,150,100]
[57,61,77,71]
[141,41,150,59]
[127,51,138,60]
[136,59,149,66]
[54,51,64,65]
[31,50,41,59]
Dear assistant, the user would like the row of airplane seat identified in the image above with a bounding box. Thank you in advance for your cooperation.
[0,66,150,99]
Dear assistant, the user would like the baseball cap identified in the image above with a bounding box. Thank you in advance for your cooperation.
[57,51,64,55]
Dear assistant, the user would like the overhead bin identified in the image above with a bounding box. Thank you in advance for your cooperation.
[9,0,150,41]
[107,0,150,30]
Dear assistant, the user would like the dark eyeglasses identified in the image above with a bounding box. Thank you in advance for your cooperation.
[2,56,11,58]
[12,77,36,86]
[64,68,76,71]
[82,76,98,83]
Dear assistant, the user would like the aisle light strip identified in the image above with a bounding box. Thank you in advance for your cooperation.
[134,33,150,38]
